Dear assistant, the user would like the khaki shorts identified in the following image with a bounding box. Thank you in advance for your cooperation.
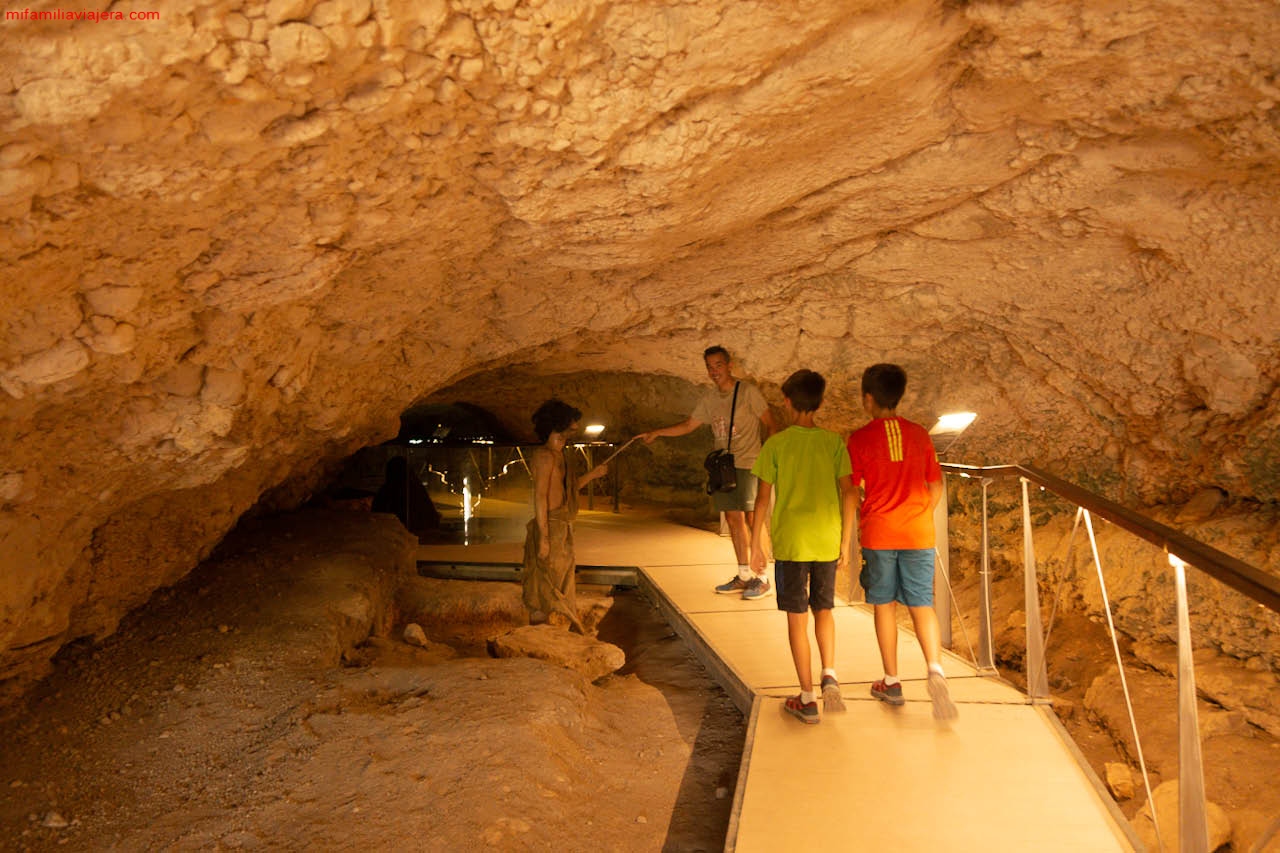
[712,469,758,513]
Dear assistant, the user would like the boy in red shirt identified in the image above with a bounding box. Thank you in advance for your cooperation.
[846,364,957,721]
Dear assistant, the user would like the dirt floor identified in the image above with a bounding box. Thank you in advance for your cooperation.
[0,509,742,852]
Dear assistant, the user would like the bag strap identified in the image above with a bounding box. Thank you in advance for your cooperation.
[726,382,739,454]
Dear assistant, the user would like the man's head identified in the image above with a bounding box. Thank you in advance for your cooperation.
[781,369,825,414]
[861,363,907,412]
[703,345,733,389]
[532,399,582,443]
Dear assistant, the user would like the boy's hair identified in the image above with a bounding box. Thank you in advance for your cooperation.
[862,363,907,410]
[781,369,825,413]
[531,399,582,443]
[703,345,730,362]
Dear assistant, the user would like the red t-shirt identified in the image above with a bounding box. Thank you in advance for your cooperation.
[846,416,942,549]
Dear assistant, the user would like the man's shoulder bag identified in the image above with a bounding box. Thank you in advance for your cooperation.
[703,382,740,494]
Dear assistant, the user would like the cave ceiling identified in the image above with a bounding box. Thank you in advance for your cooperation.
[1,0,1278,697]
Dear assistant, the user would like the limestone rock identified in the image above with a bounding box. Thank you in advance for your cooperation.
[1105,762,1134,801]
[1131,780,1231,853]
[1133,640,1280,737]
[402,622,428,647]
[488,625,626,682]
[1231,809,1280,853]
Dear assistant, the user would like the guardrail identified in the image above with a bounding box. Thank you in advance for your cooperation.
[940,462,1280,853]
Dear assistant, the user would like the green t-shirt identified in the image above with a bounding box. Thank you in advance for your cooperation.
[750,426,851,562]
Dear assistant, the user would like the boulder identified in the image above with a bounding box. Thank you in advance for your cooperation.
[488,625,626,682]
[1131,780,1231,853]
[1105,762,1134,801]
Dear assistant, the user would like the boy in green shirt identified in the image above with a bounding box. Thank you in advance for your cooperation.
[750,370,857,724]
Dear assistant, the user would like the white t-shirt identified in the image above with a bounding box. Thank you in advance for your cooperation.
[690,381,770,469]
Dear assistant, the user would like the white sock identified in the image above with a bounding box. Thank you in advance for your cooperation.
[928,663,945,678]
[883,674,900,687]
[737,565,752,581]
[800,690,817,705]
[822,668,837,681]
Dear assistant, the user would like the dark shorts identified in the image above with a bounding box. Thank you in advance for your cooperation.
[861,548,935,607]
[712,469,758,513]
[775,560,837,614]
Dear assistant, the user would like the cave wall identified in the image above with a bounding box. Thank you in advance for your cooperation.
[2,0,1279,701]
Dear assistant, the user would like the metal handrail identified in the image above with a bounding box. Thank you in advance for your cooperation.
[941,461,1280,853]
[941,463,1280,615]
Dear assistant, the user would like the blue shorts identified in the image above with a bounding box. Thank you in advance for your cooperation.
[775,560,837,614]
[712,469,758,513]
[861,548,935,607]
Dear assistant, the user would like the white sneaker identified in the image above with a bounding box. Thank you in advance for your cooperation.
[928,671,958,721]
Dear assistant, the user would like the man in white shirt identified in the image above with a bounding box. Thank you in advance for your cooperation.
[640,346,779,599]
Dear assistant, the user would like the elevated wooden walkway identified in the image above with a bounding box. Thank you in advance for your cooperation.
[417,500,1137,851]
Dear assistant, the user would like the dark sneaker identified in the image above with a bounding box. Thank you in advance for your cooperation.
[783,695,820,725]
[741,577,774,601]
[928,671,959,721]
[871,679,905,706]
[821,675,846,712]
[714,575,750,595]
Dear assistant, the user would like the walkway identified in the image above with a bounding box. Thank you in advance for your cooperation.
[418,501,1137,852]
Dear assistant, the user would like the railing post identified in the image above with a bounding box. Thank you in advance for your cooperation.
[933,474,952,648]
[1020,478,1050,701]
[1171,554,1210,853]
[978,477,995,670]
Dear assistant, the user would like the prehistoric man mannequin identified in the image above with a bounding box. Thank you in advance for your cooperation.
[523,399,608,629]
[640,345,779,600]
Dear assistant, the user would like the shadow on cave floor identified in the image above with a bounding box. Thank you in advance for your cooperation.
[596,591,744,852]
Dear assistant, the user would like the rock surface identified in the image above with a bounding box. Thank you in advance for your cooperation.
[1,1,1278,700]
[489,624,627,682]
[1131,780,1232,853]
[1106,761,1135,801]
[0,507,733,851]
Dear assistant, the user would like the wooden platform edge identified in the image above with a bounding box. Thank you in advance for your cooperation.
[723,695,761,853]
[635,569,754,716]
[417,561,639,588]
[1036,705,1144,851]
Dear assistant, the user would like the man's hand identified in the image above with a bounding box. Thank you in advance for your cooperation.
[639,430,657,444]
[538,537,550,560]
[837,551,851,576]
[750,546,767,576]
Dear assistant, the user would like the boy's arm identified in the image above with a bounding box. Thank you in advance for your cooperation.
[838,474,857,570]
[750,480,772,575]
[927,477,943,511]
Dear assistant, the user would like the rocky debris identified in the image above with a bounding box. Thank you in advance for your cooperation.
[402,622,428,646]
[1131,780,1231,853]
[1132,639,1280,738]
[1231,809,1280,853]
[396,575,615,651]
[488,624,627,682]
[1106,762,1135,801]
